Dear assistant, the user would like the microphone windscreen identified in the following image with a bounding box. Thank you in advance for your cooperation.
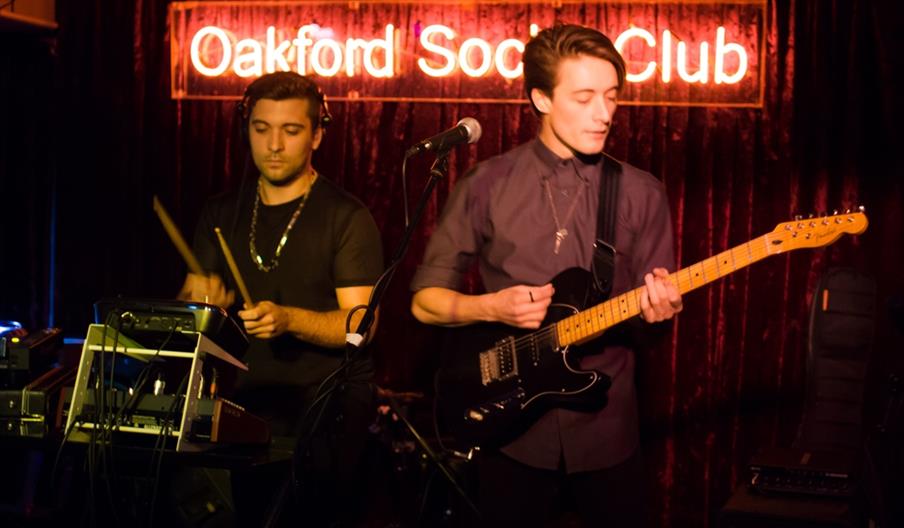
[457,117,482,144]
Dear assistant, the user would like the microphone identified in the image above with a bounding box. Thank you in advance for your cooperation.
[405,117,482,157]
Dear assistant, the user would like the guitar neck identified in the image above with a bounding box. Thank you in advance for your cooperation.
[555,233,776,347]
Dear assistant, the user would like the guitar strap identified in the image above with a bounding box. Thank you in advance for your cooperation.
[591,154,621,303]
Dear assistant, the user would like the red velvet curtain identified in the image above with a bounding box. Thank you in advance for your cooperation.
[3,1,902,525]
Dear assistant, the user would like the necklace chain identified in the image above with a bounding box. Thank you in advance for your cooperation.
[543,166,586,255]
[249,172,315,272]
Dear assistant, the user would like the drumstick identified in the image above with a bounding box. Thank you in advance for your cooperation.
[214,227,254,306]
[152,195,204,275]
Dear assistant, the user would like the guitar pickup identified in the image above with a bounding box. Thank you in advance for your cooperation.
[478,337,519,386]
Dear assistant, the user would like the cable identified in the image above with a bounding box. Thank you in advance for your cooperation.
[284,301,376,511]
[80,311,121,526]
[293,259,398,435]
[432,370,449,453]
[295,260,400,434]
[146,371,189,528]
[86,402,97,526]
[92,314,176,526]
[85,318,111,526]
[80,310,126,525]
[292,301,372,446]
[49,418,80,513]
[401,153,411,227]
[284,245,401,516]
[345,304,368,334]
[344,303,369,360]
[416,467,439,526]
[111,324,175,428]
[100,312,123,525]
[297,301,372,434]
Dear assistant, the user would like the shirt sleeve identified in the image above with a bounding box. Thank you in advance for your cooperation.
[627,177,676,283]
[615,174,676,349]
[410,173,484,292]
[332,205,384,288]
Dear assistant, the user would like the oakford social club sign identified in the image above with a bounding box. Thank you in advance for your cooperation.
[170,1,766,107]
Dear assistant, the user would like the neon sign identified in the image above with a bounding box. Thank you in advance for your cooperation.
[416,24,530,79]
[170,1,766,107]
[614,27,748,85]
[190,24,395,78]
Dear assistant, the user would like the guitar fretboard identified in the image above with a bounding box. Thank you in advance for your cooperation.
[555,232,778,347]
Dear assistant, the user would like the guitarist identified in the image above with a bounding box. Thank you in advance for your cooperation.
[411,24,682,527]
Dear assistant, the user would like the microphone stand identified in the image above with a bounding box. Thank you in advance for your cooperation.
[265,147,479,526]
[351,147,480,518]
[355,148,449,341]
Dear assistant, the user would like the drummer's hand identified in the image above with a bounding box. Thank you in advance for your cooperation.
[238,301,289,339]
[178,273,235,309]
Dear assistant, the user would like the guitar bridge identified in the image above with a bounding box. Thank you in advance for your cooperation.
[478,337,519,386]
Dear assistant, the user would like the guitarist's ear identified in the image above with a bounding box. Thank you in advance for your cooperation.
[531,88,552,115]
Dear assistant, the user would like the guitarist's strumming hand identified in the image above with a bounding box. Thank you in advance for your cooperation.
[640,267,682,323]
[410,283,554,329]
[487,283,555,329]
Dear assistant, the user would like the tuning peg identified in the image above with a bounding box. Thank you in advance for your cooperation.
[858,205,866,212]
[833,209,839,215]
[845,208,851,214]
[794,214,802,221]
[808,213,814,219]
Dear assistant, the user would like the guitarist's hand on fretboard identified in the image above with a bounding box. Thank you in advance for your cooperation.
[486,283,555,329]
[639,267,683,323]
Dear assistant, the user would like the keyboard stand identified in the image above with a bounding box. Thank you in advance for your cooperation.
[65,323,248,452]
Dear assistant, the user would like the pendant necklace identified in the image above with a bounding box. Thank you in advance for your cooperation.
[249,171,316,272]
[543,172,585,255]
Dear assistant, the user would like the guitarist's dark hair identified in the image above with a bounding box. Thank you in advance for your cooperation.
[523,24,626,116]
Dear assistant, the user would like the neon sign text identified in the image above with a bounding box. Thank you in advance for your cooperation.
[170,1,765,106]
[614,27,747,84]
[191,24,395,78]
[189,23,748,85]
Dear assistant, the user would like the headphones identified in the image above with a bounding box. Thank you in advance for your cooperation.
[236,74,333,140]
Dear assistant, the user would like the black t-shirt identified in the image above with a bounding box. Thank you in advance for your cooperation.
[192,175,384,389]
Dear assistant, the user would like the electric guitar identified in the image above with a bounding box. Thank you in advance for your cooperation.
[436,210,869,448]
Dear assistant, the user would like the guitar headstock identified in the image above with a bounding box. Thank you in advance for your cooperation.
[767,207,868,254]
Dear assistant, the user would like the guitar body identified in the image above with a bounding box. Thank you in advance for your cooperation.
[437,268,612,449]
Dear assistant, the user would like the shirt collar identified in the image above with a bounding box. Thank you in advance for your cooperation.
[531,138,603,183]
[531,137,563,172]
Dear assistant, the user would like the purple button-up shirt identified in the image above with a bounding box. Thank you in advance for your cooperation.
[412,139,675,472]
